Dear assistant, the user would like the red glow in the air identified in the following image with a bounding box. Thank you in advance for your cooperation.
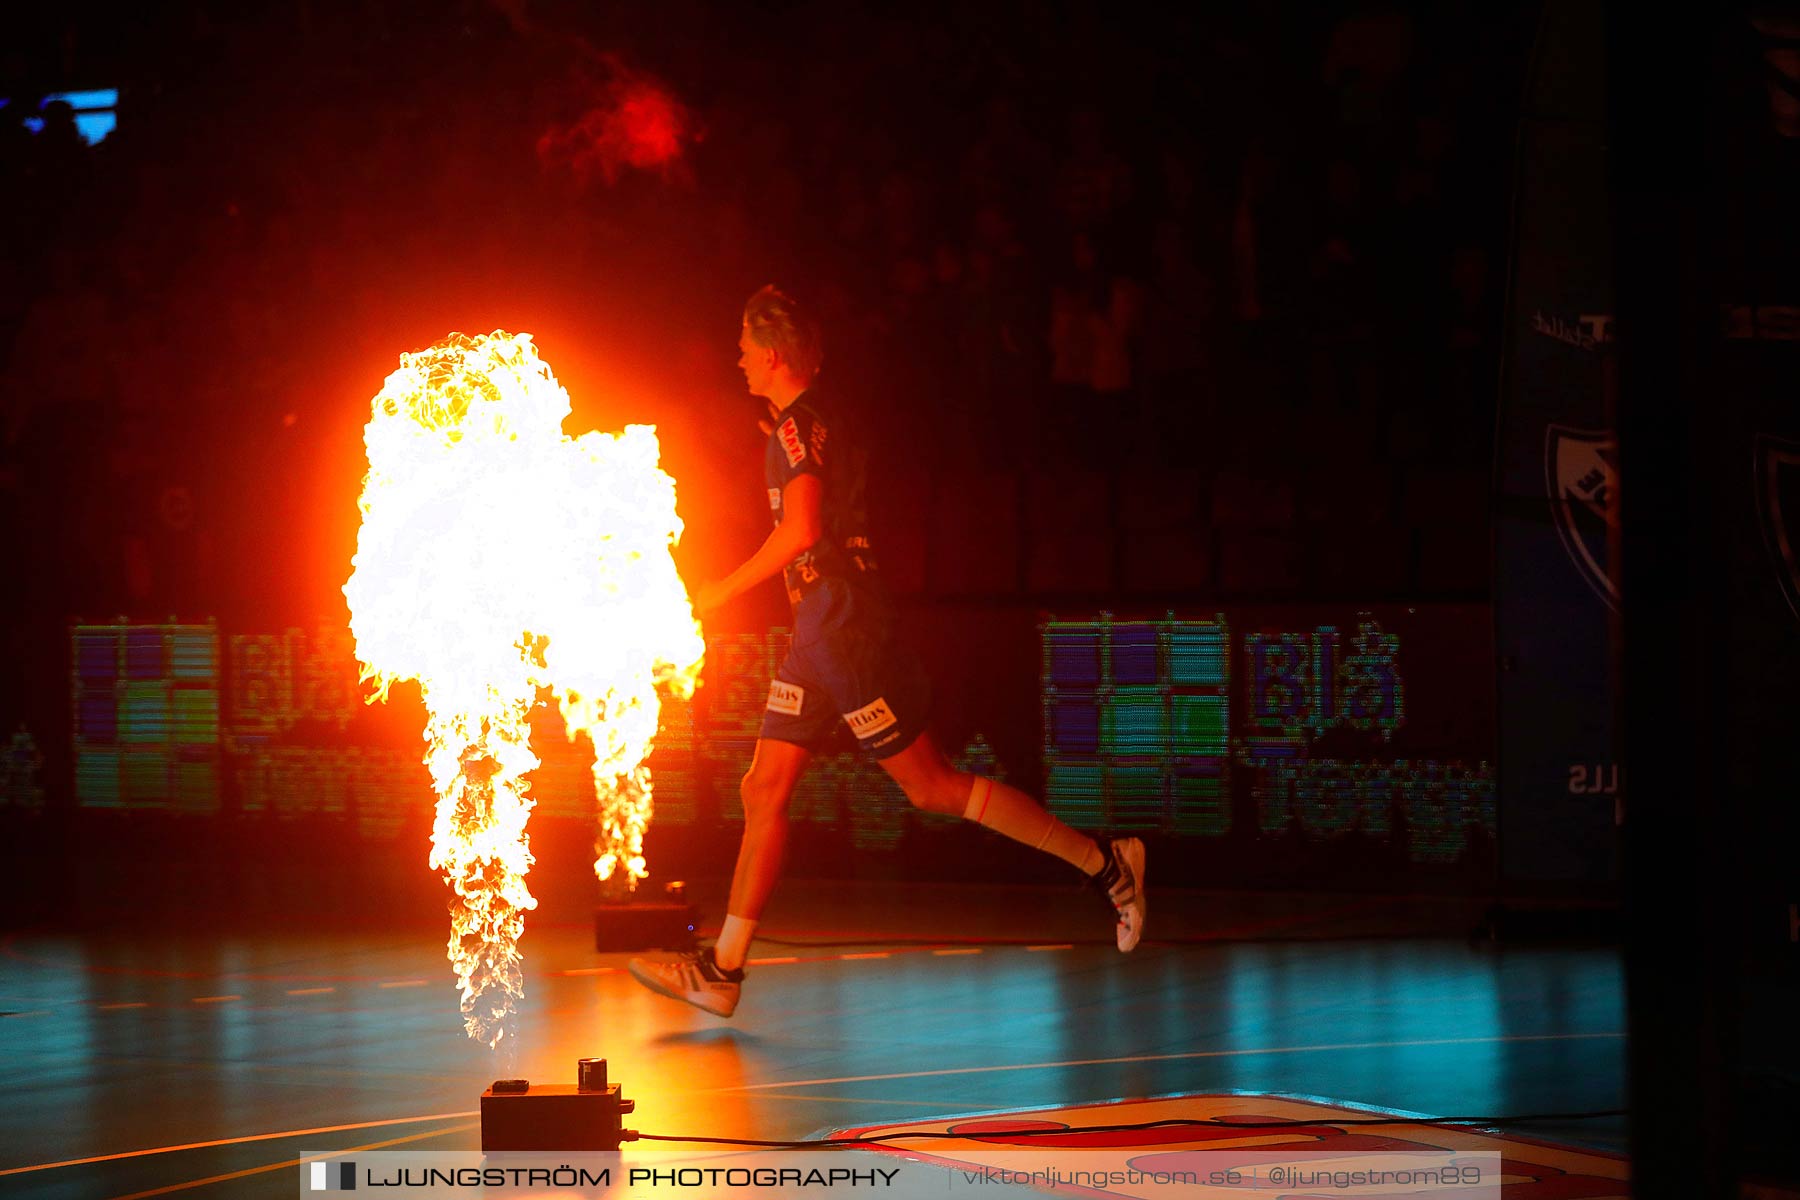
[615,87,682,166]
[538,60,695,185]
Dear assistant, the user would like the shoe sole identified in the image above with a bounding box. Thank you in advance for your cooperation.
[1115,838,1147,952]
[627,959,737,1018]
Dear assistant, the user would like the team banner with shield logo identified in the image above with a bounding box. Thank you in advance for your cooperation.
[1492,2,1619,889]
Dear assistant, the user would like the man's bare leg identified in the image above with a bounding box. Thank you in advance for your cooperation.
[877,729,1147,950]
[877,730,1099,867]
[715,737,811,969]
[626,737,809,1016]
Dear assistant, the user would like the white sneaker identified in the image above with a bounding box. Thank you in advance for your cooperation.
[1093,837,1147,951]
[627,946,745,1017]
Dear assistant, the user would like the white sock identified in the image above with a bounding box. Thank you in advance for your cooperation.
[963,776,1105,875]
[714,914,756,971]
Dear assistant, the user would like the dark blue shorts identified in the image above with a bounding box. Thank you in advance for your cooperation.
[760,578,931,760]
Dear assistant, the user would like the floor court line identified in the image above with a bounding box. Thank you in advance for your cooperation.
[106,1121,479,1200]
[709,1032,1628,1093]
[749,1094,978,1107]
[1,1111,481,1177]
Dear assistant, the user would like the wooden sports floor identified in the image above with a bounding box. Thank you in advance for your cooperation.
[0,881,1625,1198]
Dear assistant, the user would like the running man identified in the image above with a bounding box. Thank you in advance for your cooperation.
[628,286,1145,1017]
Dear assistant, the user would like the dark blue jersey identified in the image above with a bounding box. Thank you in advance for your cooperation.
[762,392,880,608]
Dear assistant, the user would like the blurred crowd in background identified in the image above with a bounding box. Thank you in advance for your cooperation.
[0,1,1530,634]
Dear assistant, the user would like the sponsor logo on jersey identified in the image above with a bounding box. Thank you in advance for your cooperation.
[768,488,782,511]
[843,534,876,572]
[1546,424,1619,609]
[810,420,828,463]
[766,679,805,716]
[777,416,806,467]
[1755,432,1800,622]
[844,696,898,740]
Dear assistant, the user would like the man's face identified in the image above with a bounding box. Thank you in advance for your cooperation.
[737,324,776,398]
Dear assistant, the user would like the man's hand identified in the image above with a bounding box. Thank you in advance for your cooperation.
[693,580,730,615]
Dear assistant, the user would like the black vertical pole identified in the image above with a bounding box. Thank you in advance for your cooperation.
[1609,5,1735,1196]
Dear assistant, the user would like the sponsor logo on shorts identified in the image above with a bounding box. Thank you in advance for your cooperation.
[766,679,804,716]
[844,697,898,740]
[777,417,806,467]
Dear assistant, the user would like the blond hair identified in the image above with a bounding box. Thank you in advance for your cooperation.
[742,285,823,381]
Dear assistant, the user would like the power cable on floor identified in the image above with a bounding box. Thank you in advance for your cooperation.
[625,1109,1627,1148]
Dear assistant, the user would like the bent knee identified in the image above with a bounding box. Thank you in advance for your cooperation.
[739,772,790,822]
[902,770,971,817]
